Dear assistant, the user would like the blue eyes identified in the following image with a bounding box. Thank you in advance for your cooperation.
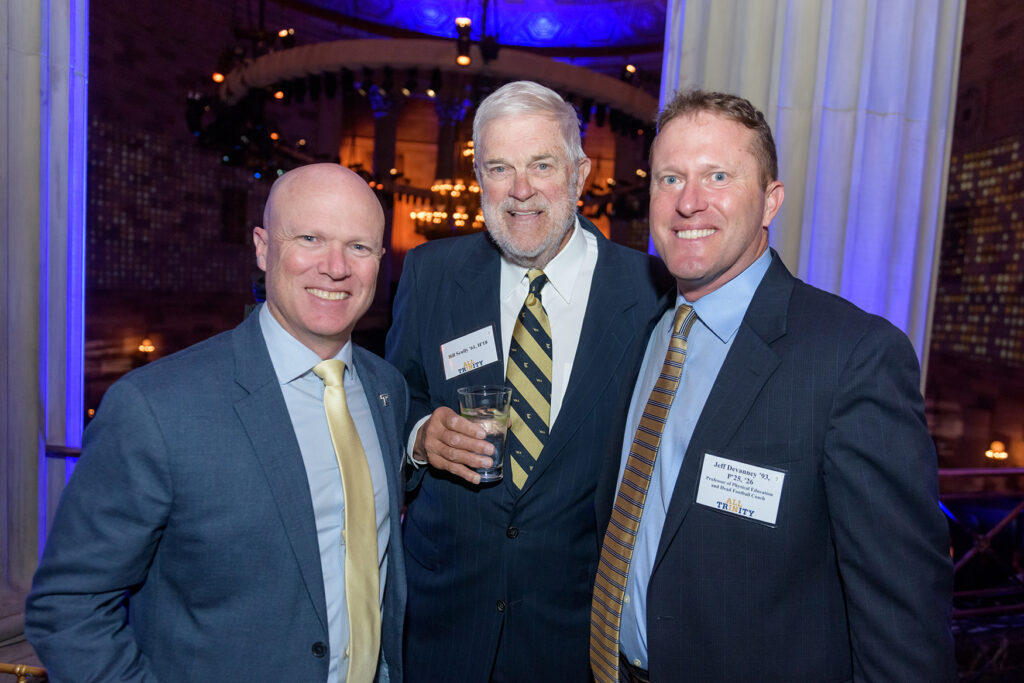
[486,162,555,176]
[660,172,727,185]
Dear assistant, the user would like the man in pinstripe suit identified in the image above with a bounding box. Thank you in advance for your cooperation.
[386,81,671,682]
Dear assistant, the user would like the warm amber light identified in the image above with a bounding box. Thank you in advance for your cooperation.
[457,54,471,66]
[456,17,472,28]
[625,64,637,74]
[985,440,1009,460]
[211,72,225,83]
[269,132,280,141]
[273,90,285,100]
[138,338,155,354]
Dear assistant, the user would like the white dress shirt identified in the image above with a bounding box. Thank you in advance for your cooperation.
[260,305,389,683]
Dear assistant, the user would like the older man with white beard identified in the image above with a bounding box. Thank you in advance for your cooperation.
[385,81,672,682]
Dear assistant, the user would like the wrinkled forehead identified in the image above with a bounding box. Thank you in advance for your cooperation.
[477,114,566,160]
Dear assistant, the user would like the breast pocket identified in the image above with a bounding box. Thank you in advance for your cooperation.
[728,439,807,467]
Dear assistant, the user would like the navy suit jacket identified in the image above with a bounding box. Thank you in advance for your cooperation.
[600,253,955,681]
[385,217,672,682]
[26,307,409,683]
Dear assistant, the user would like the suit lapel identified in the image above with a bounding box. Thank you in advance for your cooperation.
[231,311,329,633]
[451,235,507,389]
[652,255,794,573]
[515,222,642,498]
[353,347,402,510]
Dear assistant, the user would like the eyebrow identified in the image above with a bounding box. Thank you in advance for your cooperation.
[483,153,558,166]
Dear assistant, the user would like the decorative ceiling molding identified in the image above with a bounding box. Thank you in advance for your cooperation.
[218,38,659,120]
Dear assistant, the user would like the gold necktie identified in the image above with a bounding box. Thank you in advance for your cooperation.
[313,359,381,683]
[505,269,553,489]
[590,304,698,682]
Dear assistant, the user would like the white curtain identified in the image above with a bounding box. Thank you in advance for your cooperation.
[659,0,965,362]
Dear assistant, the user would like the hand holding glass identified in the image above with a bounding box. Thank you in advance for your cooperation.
[456,385,511,482]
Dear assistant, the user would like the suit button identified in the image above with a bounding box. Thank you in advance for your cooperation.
[506,526,519,539]
[312,641,327,658]
[496,600,506,612]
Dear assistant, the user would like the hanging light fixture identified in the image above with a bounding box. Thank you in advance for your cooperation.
[456,17,472,66]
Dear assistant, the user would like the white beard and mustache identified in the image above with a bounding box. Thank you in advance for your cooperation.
[483,194,578,268]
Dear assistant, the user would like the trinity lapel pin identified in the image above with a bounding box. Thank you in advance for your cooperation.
[379,393,390,407]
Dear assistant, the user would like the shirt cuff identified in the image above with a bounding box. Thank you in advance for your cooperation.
[405,415,431,467]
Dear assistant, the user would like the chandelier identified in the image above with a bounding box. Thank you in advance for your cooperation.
[411,140,485,236]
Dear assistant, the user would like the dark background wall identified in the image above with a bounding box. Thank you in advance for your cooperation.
[925,0,1024,473]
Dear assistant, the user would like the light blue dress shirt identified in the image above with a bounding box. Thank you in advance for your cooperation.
[617,250,771,669]
[260,305,389,683]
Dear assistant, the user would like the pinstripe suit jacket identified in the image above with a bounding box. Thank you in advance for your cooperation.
[385,216,672,682]
[599,253,955,681]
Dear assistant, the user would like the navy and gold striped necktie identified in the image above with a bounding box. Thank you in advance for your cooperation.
[505,269,552,489]
[590,303,698,682]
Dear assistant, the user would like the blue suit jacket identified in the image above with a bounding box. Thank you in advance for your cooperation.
[601,253,955,681]
[26,307,409,683]
[385,217,673,682]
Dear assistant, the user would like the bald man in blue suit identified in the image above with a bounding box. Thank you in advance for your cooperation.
[27,164,408,682]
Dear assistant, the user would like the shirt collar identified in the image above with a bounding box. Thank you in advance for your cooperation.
[499,215,585,306]
[678,248,772,344]
[259,304,355,385]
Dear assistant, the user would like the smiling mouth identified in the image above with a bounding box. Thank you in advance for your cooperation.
[674,228,715,239]
[307,287,350,301]
[509,210,542,216]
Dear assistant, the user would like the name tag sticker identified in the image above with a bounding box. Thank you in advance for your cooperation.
[440,326,499,380]
[695,453,786,526]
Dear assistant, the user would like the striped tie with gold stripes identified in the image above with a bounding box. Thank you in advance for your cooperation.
[505,269,552,489]
[590,304,698,682]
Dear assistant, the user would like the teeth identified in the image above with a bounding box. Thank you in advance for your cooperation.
[307,288,350,301]
[675,228,715,239]
[510,210,540,215]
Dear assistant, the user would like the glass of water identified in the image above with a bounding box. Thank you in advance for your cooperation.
[456,385,512,482]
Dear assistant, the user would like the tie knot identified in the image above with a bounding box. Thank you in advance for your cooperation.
[527,269,548,297]
[673,304,696,336]
[313,359,346,387]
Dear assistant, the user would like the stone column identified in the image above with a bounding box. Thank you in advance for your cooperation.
[434,97,471,182]
[1,0,87,592]
[369,89,402,312]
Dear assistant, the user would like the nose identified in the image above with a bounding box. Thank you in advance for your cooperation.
[677,180,708,217]
[509,171,535,202]
[321,242,350,279]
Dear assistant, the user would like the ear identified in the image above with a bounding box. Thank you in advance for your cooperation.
[253,227,269,271]
[574,157,592,198]
[762,181,784,227]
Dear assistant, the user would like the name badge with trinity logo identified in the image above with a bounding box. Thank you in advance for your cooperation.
[695,453,786,526]
[440,326,499,380]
